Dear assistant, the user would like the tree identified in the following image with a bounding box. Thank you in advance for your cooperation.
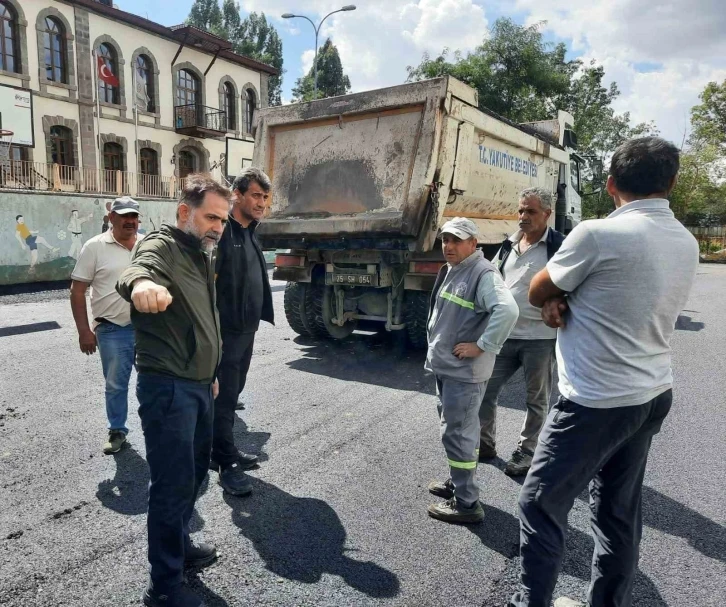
[186,1,284,106]
[292,39,351,102]
[406,19,573,122]
[690,80,726,148]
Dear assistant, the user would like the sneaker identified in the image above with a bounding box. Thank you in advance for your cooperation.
[427,497,484,524]
[505,448,533,476]
[184,538,217,568]
[142,583,204,607]
[554,599,587,607]
[218,461,253,496]
[478,443,497,461]
[427,478,454,499]
[209,451,258,472]
[235,400,245,411]
[102,430,126,455]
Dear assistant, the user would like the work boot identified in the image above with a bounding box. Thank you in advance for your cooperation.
[427,478,454,499]
[102,430,126,455]
[554,599,587,607]
[218,461,253,497]
[505,448,534,476]
[210,451,258,472]
[427,498,484,524]
[184,537,218,568]
[142,583,205,607]
[478,443,497,461]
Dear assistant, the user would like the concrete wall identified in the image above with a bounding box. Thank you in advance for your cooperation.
[0,191,177,285]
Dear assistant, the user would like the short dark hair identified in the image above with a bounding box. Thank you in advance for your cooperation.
[16,214,22,221]
[177,173,232,219]
[609,137,680,197]
[232,167,271,195]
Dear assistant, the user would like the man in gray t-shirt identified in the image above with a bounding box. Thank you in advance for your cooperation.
[509,137,699,607]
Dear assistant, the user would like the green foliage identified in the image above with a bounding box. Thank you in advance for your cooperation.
[691,80,726,148]
[186,0,284,106]
[292,39,351,102]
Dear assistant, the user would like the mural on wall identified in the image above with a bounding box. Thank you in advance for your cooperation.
[66,210,95,258]
[14,215,60,273]
[1,194,178,286]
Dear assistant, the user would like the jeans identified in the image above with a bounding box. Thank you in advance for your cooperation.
[95,322,135,434]
[479,339,556,454]
[435,377,488,507]
[212,330,255,466]
[509,390,673,607]
[137,373,214,592]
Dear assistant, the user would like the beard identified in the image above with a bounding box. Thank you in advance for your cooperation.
[184,211,220,252]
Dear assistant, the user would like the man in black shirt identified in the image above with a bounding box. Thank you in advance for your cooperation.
[212,168,274,496]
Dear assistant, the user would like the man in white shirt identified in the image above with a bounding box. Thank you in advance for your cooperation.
[479,187,565,476]
[508,137,699,607]
[70,197,140,455]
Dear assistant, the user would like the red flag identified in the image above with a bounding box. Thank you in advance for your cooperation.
[97,55,119,87]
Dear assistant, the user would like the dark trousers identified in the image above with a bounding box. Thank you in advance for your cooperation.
[137,373,213,592]
[510,390,673,607]
[212,330,255,466]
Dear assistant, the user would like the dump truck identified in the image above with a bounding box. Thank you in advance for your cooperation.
[252,76,583,346]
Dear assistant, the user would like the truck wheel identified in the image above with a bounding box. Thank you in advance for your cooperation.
[315,286,357,340]
[303,285,328,338]
[404,290,429,349]
[283,282,312,337]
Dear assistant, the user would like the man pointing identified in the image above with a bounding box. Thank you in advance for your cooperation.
[117,174,231,607]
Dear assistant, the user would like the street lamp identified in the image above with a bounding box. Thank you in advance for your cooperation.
[282,5,356,100]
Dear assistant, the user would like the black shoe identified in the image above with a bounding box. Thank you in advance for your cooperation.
[209,451,258,472]
[478,443,497,461]
[235,400,245,410]
[143,583,204,607]
[218,461,253,496]
[184,538,217,568]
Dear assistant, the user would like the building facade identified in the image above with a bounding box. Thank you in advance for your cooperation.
[0,0,276,197]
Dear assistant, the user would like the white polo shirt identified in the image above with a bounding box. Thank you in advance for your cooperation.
[499,228,557,340]
[547,199,699,408]
[71,231,138,327]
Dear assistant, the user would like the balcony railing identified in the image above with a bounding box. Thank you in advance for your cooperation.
[0,160,189,200]
[174,104,227,137]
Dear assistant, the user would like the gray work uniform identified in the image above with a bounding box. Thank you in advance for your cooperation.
[425,250,518,506]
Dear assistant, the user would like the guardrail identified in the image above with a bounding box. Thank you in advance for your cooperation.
[0,161,187,200]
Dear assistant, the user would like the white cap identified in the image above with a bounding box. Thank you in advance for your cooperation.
[440,217,478,240]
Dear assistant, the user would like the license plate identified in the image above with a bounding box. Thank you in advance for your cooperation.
[332,274,373,285]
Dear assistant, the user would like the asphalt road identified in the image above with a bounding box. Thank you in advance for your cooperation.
[1,265,724,607]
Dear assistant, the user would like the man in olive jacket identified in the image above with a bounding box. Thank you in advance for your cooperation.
[117,175,231,607]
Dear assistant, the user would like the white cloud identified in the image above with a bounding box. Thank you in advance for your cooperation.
[241,0,489,91]
[513,0,726,143]
[300,48,316,76]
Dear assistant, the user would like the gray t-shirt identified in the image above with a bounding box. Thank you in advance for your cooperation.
[547,198,698,408]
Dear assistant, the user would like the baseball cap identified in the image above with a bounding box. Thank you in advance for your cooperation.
[110,196,140,215]
[440,217,478,240]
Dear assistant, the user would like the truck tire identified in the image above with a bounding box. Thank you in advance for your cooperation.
[312,286,357,340]
[283,282,312,337]
[303,285,328,338]
[404,290,429,349]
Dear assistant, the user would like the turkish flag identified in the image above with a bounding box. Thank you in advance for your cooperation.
[97,56,119,87]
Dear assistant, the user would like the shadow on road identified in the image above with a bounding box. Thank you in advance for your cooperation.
[675,314,705,331]
[231,418,271,466]
[187,570,230,607]
[224,476,400,598]
[95,445,149,515]
[287,333,433,394]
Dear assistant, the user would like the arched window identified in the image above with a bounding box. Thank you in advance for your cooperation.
[97,43,119,104]
[139,147,158,176]
[49,125,73,166]
[176,69,198,108]
[103,142,124,172]
[43,17,66,83]
[178,149,196,179]
[244,88,256,133]
[135,54,154,112]
[224,82,236,130]
[0,1,18,73]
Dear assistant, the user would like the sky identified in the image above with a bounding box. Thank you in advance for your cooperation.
[121,0,726,145]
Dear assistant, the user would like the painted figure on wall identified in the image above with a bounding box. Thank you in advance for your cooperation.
[14,215,59,272]
[67,209,94,258]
